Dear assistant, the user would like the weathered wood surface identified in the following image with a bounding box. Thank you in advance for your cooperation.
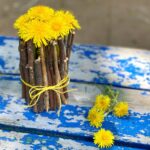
[0,36,150,90]
[0,129,97,150]
[0,129,142,150]
[0,75,149,149]
[0,36,149,149]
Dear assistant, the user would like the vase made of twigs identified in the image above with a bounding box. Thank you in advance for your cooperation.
[14,6,80,113]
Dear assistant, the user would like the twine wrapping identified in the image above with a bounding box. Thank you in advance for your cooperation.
[21,75,76,111]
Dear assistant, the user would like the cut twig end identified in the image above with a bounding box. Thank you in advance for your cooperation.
[52,41,57,46]
[72,31,76,35]
[64,57,68,63]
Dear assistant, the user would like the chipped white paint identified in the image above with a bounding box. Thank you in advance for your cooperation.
[57,138,98,150]
[121,134,150,145]
[0,130,99,150]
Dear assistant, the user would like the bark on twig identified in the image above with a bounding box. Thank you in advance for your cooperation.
[40,45,49,112]
[58,38,68,99]
[68,31,75,59]
[26,40,37,112]
[53,42,62,111]
[34,57,44,112]
[66,31,75,72]
[19,39,27,99]
[58,38,65,78]
[24,66,30,104]
[52,42,67,111]
[46,45,55,110]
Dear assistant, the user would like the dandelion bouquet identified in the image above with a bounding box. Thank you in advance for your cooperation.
[14,6,80,113]
[87,86,129,148]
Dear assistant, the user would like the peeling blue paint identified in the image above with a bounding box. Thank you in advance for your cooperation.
[0,37,150,90]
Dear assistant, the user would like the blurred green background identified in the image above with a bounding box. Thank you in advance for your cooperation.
[0,0,150,49]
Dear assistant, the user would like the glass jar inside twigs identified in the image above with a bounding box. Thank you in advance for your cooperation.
[14,6,80,113]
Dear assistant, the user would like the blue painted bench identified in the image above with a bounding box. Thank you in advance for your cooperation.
[0,36,149,149]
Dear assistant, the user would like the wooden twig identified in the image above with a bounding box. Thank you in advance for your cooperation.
[58,38,68,100]
[26,40,37,112]
[19,65,26,98]
[64,36,67,46]
[69,31,75,58]
[24,66,30,104]
[34,57,44,112]
[27,40,35,85]
[40,44,49,112]
[66,31,75,72]
[18,39,27,99]
[49,44,57,110]
[53,42,61,108]
[53,42,62,112]
[66,32,72,59]
[58,38,65,78]
[46,45,54,110]
[18,39,30,104]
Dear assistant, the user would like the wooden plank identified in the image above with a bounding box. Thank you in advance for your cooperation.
[0,36,19,74]
[0,129,98,150]
[0,74,149,148]
[0,129,141,150]
[0,74,149,114]
[0,36,150,90]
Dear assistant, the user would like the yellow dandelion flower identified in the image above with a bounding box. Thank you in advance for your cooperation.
[14,14,30,30]
[14,6,81,46]
[94,94,111,112]
[19,20,52,47]
[14,6,54,30]
[87,107,104,128]
[27,5,54,21]
[93,128,114,148]
[64,11,81,30]
[55,10,81,31]
[49,15,69,39]
[113,101,128,117]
